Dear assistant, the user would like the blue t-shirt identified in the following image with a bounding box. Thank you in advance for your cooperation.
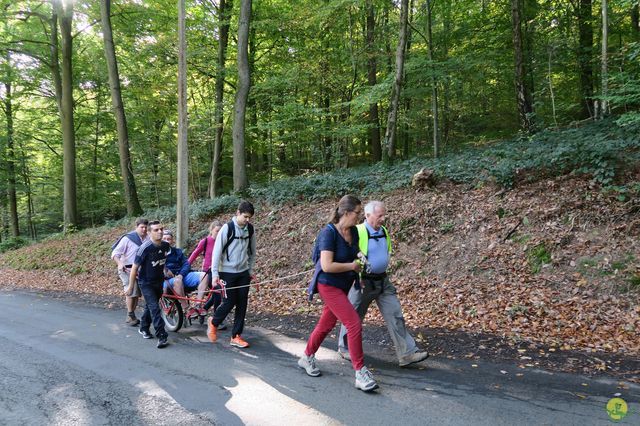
[316,224,359,292]
[135,240,171,284]
[363,222,389,274]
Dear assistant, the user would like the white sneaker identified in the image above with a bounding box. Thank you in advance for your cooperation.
[399,351,430,367]
[355,366,378,392]
[298,354,321,377]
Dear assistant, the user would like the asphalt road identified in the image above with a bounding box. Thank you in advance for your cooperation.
[0,291,637,425]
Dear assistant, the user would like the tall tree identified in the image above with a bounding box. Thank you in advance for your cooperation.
[425,0,440,158]
[54,0,78,231]
[2,61,19,237]
[365,0,381,162]
[599,0,609,118]
[577,0,594,118]
[208,0,232,198]
[100,0,143,216]
[383,0,409,161]
[232,0,251,191]
[511,0,534,132]
[177,0,189,247]
[632,3,639,39]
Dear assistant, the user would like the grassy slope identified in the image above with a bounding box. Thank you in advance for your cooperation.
[1,121,639,357]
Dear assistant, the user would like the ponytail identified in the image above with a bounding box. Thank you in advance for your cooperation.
[329,207,340,223]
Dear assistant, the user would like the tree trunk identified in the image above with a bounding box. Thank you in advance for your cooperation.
[100,0,143,216]
[232,0,252,192]
[91,81,101,226]
[151,120,164,208]
[208,0,232,198]
[383,0,409,161]
[577,0,594,118]
[17,139,37,239]
[50,2,63,115]
[511,0,534,132]
[4,77,19,237]
[442,0,451,145]
[56,0,78,232]
[599,0,609,118]
[426,0,440,158]
[632,3,639,38]
[176,0,189,247]
[365,0,381,162]
[402,0,414,159]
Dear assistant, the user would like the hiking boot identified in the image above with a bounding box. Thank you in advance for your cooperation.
[355,366,379,392]
[399,351,430,367]
[126,315,140,326]
[157,336,169,348]
[338,348,351,361]
[217,321,228,331]
[230,335,250,348]
[298,354,321,377]
[207,318,218,342]
[138,329,153,339]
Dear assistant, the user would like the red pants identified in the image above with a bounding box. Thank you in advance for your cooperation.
[305,283,364,370]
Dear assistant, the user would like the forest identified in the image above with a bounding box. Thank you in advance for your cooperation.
[1,0,639,241]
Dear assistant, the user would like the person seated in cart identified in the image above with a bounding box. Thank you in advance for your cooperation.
[162,230,208,313]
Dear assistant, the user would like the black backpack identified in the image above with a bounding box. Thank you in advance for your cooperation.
[221,220,254,261]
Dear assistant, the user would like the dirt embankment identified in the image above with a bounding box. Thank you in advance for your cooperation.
[1,172,639,380]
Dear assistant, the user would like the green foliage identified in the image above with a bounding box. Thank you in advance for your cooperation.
[628,274,640,290]
[0,237,30,253]
[608,42,640,127]
[506,304,529,319]
[527,243,552,274]
[439,222,455,234]
[249,120,640,204]
[106,195,242,228]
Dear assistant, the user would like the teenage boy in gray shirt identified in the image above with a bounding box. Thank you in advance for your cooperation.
[207,201,256,348]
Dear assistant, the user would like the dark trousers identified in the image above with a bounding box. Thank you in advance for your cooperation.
[139,280,167,339]
[212,271,250,338]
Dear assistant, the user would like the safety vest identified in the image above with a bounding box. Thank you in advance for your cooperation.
[356,223,391,257]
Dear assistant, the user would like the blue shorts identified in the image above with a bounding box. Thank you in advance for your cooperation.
[164,272,206,292]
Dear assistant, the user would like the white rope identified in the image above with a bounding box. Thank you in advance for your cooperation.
[216,269,314,292]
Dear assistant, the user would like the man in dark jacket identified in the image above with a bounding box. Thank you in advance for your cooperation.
[162,230,208,312]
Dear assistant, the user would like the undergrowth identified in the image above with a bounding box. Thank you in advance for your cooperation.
[2,119,639,256]
[249,119,640,203]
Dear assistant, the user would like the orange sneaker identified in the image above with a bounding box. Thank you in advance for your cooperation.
[230,335,250,348]
[207,317,218,342]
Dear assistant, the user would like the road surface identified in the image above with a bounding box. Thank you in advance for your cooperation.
[0,291,637,425]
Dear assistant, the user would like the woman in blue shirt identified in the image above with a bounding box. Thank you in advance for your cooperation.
[298,195,379,392]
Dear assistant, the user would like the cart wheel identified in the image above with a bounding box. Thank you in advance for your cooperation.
[160,296,183,332]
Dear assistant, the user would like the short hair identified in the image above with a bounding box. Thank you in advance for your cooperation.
[364,201,385,215]
[162,229,173,236]
[148,220,161,228]
[237,201,255,216]
[209,220,222,232]
[135,218,149,226]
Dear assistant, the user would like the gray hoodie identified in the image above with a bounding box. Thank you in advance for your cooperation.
[210,217,256,276]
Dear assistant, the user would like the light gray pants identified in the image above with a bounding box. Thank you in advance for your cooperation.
[338,275,417,360]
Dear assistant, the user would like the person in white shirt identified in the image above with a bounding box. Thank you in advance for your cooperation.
[111,218,148,325]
